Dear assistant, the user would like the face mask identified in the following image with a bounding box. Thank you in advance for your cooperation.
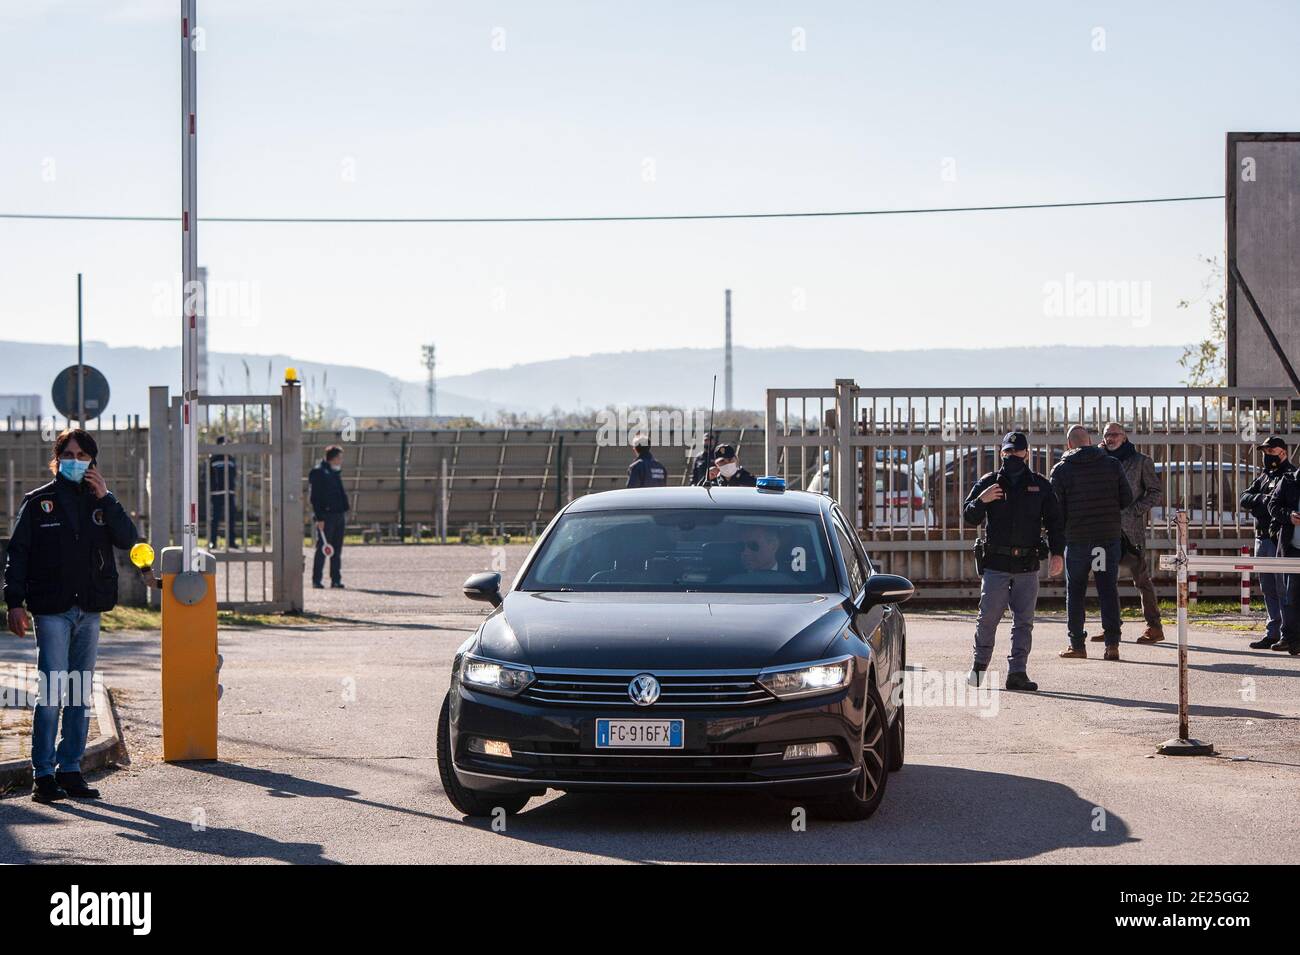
[1265,455,1282,471]
[1001,455,1026,474]
[330,464,342,472]
[719,462,739,478]
[59,458,90,483]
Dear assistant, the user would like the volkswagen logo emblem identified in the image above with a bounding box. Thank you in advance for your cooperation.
[628,673,661,706]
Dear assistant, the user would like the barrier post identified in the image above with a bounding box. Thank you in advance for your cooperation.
[1156,510,1215,756]
[1241,545,1251,616]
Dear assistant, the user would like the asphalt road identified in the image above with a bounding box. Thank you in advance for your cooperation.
[2,544,1298,864]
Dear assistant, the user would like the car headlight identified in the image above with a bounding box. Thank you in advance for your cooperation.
[460,655,535,697]
[758,656,853,700]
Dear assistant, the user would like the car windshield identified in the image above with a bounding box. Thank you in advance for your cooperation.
[519,507,838,593]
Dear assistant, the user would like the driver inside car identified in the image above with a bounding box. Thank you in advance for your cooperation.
[724,524,794,584]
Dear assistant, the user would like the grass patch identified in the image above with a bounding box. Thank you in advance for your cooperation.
[100,606,329,632]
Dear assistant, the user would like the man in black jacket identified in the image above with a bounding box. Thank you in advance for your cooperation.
[309,445,350,589]
[1265,460,1300,655]
[1241,437,1295,649]
[962,432,1064,691]
[690,431,718,486]
[1050,424,1134,660]
[3,428,138,803]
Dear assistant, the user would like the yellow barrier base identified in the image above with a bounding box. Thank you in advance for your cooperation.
[160,570,218,761]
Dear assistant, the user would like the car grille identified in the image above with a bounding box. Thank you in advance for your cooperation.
[522,669,772,707]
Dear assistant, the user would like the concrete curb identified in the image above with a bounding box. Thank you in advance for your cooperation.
[0,682,127,794]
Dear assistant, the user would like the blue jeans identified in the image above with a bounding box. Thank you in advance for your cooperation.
[1256,538,1284,641]
[31,607,101,778]
[973,569,1039,673]
[1065,540,1122,648]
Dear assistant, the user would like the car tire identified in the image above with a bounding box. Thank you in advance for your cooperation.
[437,692,531,818]
[812,679,890,821]
[887,703,904,772]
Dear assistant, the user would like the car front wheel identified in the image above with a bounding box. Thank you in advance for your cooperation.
[437,692,531,818]
[812,679,890,821]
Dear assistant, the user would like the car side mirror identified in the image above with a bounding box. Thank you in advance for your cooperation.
[857,573,914,611]
[463,571,503,607]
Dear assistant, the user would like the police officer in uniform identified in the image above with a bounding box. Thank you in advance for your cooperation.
[309,444,350,588]
[3,428,138,803]
[626,435,668,488]
[1240,436,1295,649]
[1265,455,1300,656]
[207,434,239,549]
[962,432,1064,691]
[703,444,757,488]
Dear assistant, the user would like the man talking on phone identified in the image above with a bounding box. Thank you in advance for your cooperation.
[3,428,138,803]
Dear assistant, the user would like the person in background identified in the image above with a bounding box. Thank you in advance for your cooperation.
[3,428,139,804]
[1265,461,1300,656]
[705,444,757,488]
[309,445,350,589]
[626,434,668,488]
[962,432,1064,691]
[208,434,239,550]
[1240,437,1294,650]
[690,431,718,486]
[1050,424,1133,660]
[1100,422,1164,644]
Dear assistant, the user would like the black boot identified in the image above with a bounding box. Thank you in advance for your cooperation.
[966,664,986,687]
[32,775,67,804]
[55,771,100,799]
[1006,671,1038,691]
[1249,635,1280,649]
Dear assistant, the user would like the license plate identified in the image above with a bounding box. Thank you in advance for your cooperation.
[595,718,684,749]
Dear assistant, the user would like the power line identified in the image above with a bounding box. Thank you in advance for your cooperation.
[0,194,1224,225]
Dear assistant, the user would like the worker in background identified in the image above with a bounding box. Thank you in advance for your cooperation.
[3,428,139,804]
[207,434,239,550]
[309,444,350,589]
[962,432,1064,691]
[705,444,757,488]
[690,431,718,485]
[1241,437,1295,650]
[1100,422,1163,644]
[626,434,668,488]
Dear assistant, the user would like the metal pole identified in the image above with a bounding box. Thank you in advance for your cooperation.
[76,273,85,426]
[724,289,733,412]
[398,433,408,541]
[6,459,13,533]
[440,456,448,543]
[180,0,200,570]
[1156,509,1214,756]
[1176,510,1189,740]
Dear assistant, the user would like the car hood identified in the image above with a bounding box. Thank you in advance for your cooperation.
[476,591,851,670]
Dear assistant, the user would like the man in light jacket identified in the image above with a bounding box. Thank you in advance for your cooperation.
[1100,422,1164,643]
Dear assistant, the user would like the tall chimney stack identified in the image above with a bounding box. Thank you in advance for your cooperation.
[724,289,733,411]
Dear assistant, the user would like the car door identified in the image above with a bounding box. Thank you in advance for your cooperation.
[830,508,892,700]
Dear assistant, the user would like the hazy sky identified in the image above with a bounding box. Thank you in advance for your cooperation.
[1,0,1296,381]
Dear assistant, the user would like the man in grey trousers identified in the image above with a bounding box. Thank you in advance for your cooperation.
[1100,422,1165,643]
[962,432,1065,691]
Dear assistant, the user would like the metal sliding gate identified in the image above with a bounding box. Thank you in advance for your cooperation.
[767,381,1300,598]
[149,383,303,611]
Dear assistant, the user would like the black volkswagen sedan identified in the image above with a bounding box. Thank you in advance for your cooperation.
[437,480,913,820]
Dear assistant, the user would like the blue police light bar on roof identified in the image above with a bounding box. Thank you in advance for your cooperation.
[756,476,786,492]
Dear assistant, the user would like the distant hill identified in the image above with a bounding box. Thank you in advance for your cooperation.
[0,340,1191,423]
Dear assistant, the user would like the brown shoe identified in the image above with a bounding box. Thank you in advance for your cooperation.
[1104,645,1120,661]
[1059,646,1087,659]
[1089,634,1105,642]
[1135,627,1165,644]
